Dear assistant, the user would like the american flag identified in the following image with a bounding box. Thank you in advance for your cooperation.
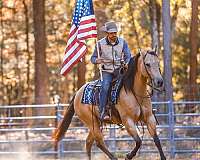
[60,0,97,75]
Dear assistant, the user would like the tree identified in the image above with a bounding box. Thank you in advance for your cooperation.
[77,57,86,89]
[188,0,199,101]
[149,0,162,101]
[162,0,173,101]
[0,3,4,105]
[33,0,49,104]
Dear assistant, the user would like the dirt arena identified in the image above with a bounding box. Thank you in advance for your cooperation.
[61,153,199,160]
[1,153,199,160]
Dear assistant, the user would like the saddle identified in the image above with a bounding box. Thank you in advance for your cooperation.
[82,78,122,106]
[81,77,123,123]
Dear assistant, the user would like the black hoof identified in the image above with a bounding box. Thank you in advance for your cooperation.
[125,153,132,160]
[125,157,131,160]
[161,156,166,160]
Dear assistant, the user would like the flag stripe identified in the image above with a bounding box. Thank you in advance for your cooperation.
[61,46,87,75]
[79,20,96,28]
[62,42,85,66]
[80,15,96,21]
[78,26,97,34]
[66,27,78,46]
[62,45,87,69]
[63,41,80,61]
[79,34,97,40]
[78,30,97,39]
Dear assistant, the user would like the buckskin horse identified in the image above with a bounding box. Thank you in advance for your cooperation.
[53,49,166,160]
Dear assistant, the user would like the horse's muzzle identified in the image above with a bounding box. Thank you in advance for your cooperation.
[154,77,164,89]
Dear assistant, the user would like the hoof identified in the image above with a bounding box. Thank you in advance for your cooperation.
[161,156,166,160]
[125,153,132,160]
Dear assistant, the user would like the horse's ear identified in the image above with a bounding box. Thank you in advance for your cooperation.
[154,45,158,55]
[138,49,143,56]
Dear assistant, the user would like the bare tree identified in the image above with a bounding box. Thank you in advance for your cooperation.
[162,0,173,101]
[77,57,86,89]
[149,0,160,50]
[127,0,140,48]
[0,4,4,105]
[149,0,162,101]
[33,0,49,104]
[188,0,199,101]
[23,0,32,104]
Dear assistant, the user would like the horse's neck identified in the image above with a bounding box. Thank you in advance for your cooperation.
[134,70,147,96]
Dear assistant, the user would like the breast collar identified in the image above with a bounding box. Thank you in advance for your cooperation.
[106,37,119,46]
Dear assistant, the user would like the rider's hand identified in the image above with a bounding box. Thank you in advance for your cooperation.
[96,58,104,64]
[124,63,128,70]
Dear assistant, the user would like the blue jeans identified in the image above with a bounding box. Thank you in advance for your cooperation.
[99,72,114,113]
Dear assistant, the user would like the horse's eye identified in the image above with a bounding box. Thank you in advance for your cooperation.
[145,63,151,67]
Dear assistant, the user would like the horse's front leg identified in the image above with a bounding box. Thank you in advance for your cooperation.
[146,114,166,160]
[123,117,142,160]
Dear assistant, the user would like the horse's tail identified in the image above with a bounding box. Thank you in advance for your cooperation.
[52,94,75,142]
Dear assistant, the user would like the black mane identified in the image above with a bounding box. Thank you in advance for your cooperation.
[123,53,140,93]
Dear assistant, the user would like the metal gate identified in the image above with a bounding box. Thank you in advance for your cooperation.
[0,101,199,159]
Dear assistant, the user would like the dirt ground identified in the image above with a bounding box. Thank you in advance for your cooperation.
[61,153,199,160]
[33,153,200,160]
[1,154,200,160]
[1,152,199,160]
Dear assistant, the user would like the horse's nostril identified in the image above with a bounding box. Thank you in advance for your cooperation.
[158,79,163,87]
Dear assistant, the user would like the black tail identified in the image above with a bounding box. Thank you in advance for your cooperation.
[52,95,75,142]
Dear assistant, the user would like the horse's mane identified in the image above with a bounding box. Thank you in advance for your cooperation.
[123,53,140,93]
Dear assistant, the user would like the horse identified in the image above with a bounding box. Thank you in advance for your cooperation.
[53,49,166,160]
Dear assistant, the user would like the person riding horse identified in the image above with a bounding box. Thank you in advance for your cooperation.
[91,21,132,121]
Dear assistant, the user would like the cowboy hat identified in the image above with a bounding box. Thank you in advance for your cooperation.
[101,21,118,33]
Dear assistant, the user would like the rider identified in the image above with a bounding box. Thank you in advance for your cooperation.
[90,21,132,120]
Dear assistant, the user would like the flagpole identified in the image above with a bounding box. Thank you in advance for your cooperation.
[96,39,103,81]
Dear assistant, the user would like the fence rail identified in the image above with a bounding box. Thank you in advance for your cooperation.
[0,101,199,159]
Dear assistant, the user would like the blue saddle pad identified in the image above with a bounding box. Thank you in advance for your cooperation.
[81,79,122,106]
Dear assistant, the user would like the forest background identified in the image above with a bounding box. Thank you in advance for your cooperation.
[0,0,199,108]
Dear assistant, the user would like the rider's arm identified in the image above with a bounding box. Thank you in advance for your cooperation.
[123,41,131,64]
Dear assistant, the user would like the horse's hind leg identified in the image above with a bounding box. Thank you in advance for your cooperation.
[123,118,142,160]
[86,131,94,160]
[146,115,166,160]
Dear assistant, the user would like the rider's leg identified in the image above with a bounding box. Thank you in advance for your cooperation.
[99,72,113,120]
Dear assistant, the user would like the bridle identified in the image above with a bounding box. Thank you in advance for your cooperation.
[132,50,163,99]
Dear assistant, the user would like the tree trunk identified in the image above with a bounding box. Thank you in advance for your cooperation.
[127,0,140,48]
[23,0,32,104]
[33,0,49,105]
[77,57,86,89]
[162,0,173,101]
[149,0,161,101]
[188,0,199,101]
[149,0,160,50]
[0,6,4,105]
